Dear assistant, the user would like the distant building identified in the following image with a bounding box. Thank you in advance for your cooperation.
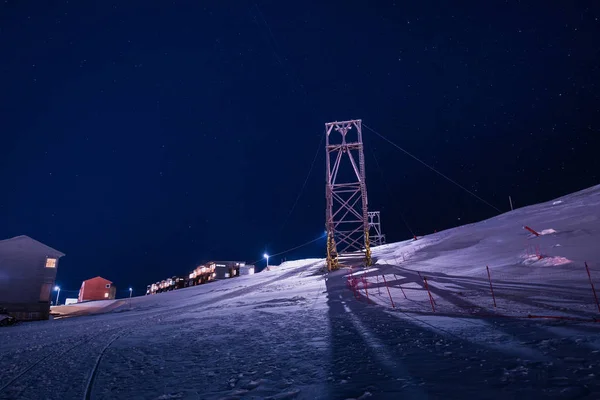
[78,276,116,302]
[145,261,249,295]
[213,261,244,279]
[64,298,78,306]
[188,263,217,286]
[240,264,255,275]
[0,235,65,320]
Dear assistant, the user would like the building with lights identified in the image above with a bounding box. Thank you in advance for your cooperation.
[78,276,116,302]
[0,235,65,320]
[145,261,249,295]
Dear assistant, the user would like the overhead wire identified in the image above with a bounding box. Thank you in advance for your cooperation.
[367,140,415,237]
[251,234,325,265]
[267,131,325,247]
[362,123,503,214]
[251,3,326,254]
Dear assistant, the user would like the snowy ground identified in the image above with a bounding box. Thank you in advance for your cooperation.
[1,186,600,399]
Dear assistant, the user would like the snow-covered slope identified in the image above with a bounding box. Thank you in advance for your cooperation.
[1,186,600,399]
[367,184,600,319]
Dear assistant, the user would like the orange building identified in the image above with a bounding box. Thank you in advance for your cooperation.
[78,276,116,302]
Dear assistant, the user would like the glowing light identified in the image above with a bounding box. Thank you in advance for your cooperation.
[54,286,60,291]
[263,253,269,259]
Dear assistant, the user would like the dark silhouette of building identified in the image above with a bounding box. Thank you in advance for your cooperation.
[0,235,65,320]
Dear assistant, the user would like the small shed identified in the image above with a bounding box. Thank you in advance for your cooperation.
[0,235,65,320]
[78,276,116,302]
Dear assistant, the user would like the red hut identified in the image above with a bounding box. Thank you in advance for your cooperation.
[78,276,116,302]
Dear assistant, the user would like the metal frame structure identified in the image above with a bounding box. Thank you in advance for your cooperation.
[368,211,386,247]
[325,119,371,270]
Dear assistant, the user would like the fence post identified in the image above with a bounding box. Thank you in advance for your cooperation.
[381,275,395,308]
[486,265,497,308]
[585,262,600,313]
[423,277,436,312]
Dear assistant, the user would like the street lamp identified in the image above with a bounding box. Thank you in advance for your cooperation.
[129,287,133,298]
[54,286,60,306]
[263,253,269,270]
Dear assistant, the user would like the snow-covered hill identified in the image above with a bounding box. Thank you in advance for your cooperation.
[1,185,600,399]
[366,183,600,319]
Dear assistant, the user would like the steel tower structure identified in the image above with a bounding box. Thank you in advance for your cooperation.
[368,211,386,246]
[325,119,371,270]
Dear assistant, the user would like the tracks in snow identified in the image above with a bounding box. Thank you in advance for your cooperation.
[0,327,124,400]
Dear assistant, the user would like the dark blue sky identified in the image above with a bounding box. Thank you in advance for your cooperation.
[1,1,599,296]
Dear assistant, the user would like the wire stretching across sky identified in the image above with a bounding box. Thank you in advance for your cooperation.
[362,123,503,214]
[367,141,415,237]
[268,131,325,248]
[251,234,325,265]
[251,3,326,250]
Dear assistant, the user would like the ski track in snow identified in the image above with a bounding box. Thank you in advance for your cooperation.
[1,186,600,398]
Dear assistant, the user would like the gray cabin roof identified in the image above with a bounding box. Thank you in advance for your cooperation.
[0,235,65,257]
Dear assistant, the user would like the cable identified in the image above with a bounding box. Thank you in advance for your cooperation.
[269,235,324,258]
[251,234,325,265]
[269,131,325,246]
[367,140,415,237]
[362,123,503,213]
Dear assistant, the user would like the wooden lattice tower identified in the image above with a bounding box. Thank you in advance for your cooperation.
[325,119,371,270]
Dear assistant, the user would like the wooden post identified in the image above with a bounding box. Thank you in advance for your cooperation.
[486,265,497,308]
[585,262,600,313]
[381,275,395,308]
[423,277,435,312]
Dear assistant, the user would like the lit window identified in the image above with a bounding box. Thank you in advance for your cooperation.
[105,284,110,288]
[45,258,57,268]
[104,293,109,298]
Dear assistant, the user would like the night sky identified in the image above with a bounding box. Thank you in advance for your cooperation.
[1,1,599,297]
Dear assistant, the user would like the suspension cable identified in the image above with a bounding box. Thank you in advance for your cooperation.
[368,142,415,236]
[269,131,324,246]
[252,234,325,265]
[362,123,502,213]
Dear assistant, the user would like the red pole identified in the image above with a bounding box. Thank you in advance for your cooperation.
[381,275,395,308]
[486,265,497,308]
[585,262,600,313]
[524,226,540,236]
[423,277,436,312]
[376,275,381,295]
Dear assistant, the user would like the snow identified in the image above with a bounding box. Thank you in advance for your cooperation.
[1,186,600,399]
